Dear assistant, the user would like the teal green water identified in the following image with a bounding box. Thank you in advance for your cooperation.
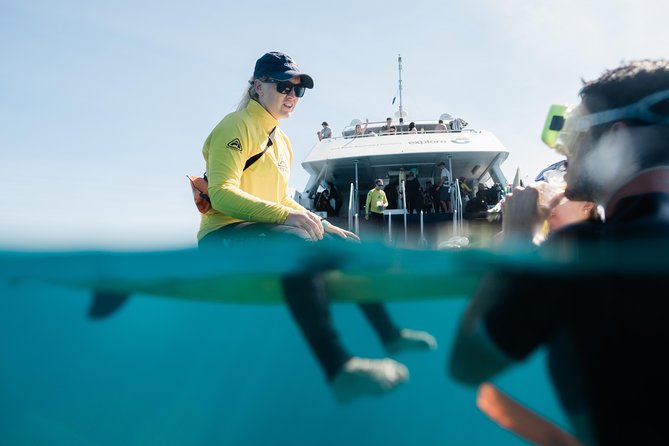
[0,255,569,445]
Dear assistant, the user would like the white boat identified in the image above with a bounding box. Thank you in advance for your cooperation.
[295,56,510,245]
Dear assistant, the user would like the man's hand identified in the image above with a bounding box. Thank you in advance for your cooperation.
[500,183,564,245]
[500,186,542,242]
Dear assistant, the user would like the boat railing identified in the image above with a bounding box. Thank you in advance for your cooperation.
[347,182,361,235]
[452,180,464,237]
[336,127,479,139]
[401,180,408,243]
[385,209,407,244]
[347,182,355,232]
[384,181,409,245]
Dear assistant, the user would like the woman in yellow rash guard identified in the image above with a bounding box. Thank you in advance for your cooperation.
[197,52,436,403]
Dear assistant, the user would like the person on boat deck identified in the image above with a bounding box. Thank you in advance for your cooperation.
[197,51,436,403]
[448,59,669,445]
[380,117,393,134]
[327,181,343,217]
[353,118,369,137]
[436,161,452,212]
[408,121,418,133]
[405,171,423,214]
[314,189,334,215]
[317,121,332,140]
[458,176,473,205]
[424,180,436,213]
[384,178,399,210]
[435,119,448,133]
[365,179,389,232]
[449,117,468,132]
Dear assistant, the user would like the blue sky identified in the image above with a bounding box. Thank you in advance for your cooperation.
[2,0,668,250]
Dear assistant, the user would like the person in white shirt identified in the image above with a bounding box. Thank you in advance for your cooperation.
[450,117,468,132]
[436,161,452,212]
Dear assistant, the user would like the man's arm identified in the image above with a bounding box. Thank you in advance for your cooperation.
[448,274,516,385]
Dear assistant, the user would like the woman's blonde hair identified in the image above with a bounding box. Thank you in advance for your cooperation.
[236,77,264,111]
[236,78,255,111]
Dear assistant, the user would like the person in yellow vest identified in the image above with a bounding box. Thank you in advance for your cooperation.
[197,52,435,403]
[365,179,389,230]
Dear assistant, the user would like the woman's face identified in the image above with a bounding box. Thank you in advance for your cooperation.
[547,198,594,232]
[255,76,301,120]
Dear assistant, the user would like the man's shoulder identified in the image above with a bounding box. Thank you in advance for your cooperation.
[545,220,602,243]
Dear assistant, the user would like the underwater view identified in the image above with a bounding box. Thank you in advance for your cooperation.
[0,248,569,446]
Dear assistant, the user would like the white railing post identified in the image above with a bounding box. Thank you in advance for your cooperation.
[420,210,426,247]
[401,180,408,244]
[387,212,392,243]
[348,182,354,231]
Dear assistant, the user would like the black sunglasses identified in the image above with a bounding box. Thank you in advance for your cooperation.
[264,79,306,98]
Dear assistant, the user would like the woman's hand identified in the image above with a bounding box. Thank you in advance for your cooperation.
[284,209,324,241]
[324,222,361,242]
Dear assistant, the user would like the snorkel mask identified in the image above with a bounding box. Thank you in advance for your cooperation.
[541,88,669,156]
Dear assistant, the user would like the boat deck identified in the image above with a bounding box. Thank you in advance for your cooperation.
[324,211,502,249]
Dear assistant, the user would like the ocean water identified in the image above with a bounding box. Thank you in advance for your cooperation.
[0,258,569,446]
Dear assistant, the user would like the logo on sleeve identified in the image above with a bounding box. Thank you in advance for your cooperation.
[227,138,242,152]
[277,152,289,174]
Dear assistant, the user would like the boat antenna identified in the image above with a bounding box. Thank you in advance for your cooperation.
[397,54,404,130]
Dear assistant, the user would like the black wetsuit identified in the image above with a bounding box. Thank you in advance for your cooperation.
[481,189,669,445]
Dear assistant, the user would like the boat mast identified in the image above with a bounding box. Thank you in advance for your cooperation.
[398,54,404,131]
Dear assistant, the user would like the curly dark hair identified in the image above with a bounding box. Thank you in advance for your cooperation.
[579,60,669,158]
[580,59,669,116]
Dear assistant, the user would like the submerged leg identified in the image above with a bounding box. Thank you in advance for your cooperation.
[359,303,438,355]
[203,223,410,402]
[358,303,401,344]
[283,275,408,403]
[282,273,351,380]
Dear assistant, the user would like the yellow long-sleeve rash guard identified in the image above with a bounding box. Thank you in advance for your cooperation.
[197,100,305,241]
[365,188,388,214]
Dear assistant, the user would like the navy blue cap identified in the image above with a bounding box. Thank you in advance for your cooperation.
[253,52,314,89]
